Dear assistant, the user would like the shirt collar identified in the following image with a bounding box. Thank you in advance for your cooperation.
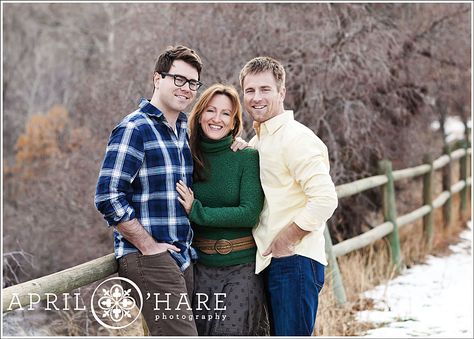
[138,98,188,124]
[139,97,163,117]
[254,110,294,137]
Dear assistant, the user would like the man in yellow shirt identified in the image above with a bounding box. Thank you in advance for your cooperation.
[239,56,338,336]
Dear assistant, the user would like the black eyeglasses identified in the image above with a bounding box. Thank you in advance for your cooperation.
[160,72,203,91]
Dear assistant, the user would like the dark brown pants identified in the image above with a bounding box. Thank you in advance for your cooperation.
[118,251,197,336]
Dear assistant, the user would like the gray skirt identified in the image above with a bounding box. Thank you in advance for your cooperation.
[193,262,270,336]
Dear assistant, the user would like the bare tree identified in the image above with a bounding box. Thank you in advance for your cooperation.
[3,3,471,275]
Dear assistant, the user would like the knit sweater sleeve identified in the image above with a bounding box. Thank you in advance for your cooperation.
[188,150,264,228]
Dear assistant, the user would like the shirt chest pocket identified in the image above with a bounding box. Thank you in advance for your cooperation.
[258,146,292,188]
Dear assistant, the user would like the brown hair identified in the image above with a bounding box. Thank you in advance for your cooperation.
[188,84,243,182]
[239,56,286,90]
[153,45,203,90]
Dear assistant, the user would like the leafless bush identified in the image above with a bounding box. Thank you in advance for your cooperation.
[3,3,470,278]
[3,249,34,287]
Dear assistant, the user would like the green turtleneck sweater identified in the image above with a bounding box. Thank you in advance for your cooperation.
[189,135,264,267]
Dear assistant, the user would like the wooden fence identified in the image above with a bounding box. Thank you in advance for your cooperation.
[2,142,471,313]
[325,141,471,305]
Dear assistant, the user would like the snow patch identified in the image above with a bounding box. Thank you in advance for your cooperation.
[430,116,471,143]
[358,221,473,337]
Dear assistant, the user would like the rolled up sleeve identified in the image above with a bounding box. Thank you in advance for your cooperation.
[95,121,144,227]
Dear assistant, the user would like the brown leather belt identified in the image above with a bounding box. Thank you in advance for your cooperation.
[193,235,256,255]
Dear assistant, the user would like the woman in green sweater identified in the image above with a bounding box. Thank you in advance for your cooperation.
[176,84,268,336]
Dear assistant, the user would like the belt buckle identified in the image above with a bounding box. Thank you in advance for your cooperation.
[214,239,233,255]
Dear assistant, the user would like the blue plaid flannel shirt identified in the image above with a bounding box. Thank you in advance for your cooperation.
[95,98,197,271]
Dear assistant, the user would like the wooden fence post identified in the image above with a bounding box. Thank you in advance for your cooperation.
[324,226,347,306]
[442,144,453,228]
[378,160,403,272]
[466,127,472,148]
[423,154,434,249]
[460,141,468,215]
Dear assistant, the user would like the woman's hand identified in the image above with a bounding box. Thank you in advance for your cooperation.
[176,180,194,214]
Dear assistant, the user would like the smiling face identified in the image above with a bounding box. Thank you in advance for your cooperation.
[153,59,199,116]
[199,94,234,140]
[242,71,286,123]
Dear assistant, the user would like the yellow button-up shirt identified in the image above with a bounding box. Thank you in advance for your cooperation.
[249,110,338,274]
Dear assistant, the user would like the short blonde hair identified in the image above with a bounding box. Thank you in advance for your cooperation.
[239,56,286,90]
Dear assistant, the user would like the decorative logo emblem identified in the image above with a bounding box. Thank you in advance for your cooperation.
[90,277,143,329]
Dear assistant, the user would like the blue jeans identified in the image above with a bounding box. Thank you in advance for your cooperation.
[264,255,325,336]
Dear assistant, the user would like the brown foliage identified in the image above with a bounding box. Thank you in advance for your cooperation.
[14,106,68,175]
[4,105,111,279]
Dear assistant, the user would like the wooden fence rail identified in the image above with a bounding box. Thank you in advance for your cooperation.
[2,145,471,313]
[2,255,117,313]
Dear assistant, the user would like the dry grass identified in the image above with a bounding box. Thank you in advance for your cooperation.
[2,283,145,336]
[3,186,469,336]
[316,190,471,336]
[315,238,395,336]
[49,307,145,336]
[5,196,469,337]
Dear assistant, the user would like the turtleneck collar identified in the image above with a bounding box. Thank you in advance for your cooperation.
[199,134,233,153]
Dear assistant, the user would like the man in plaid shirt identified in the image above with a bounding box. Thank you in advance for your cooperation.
[95,45,203,335]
